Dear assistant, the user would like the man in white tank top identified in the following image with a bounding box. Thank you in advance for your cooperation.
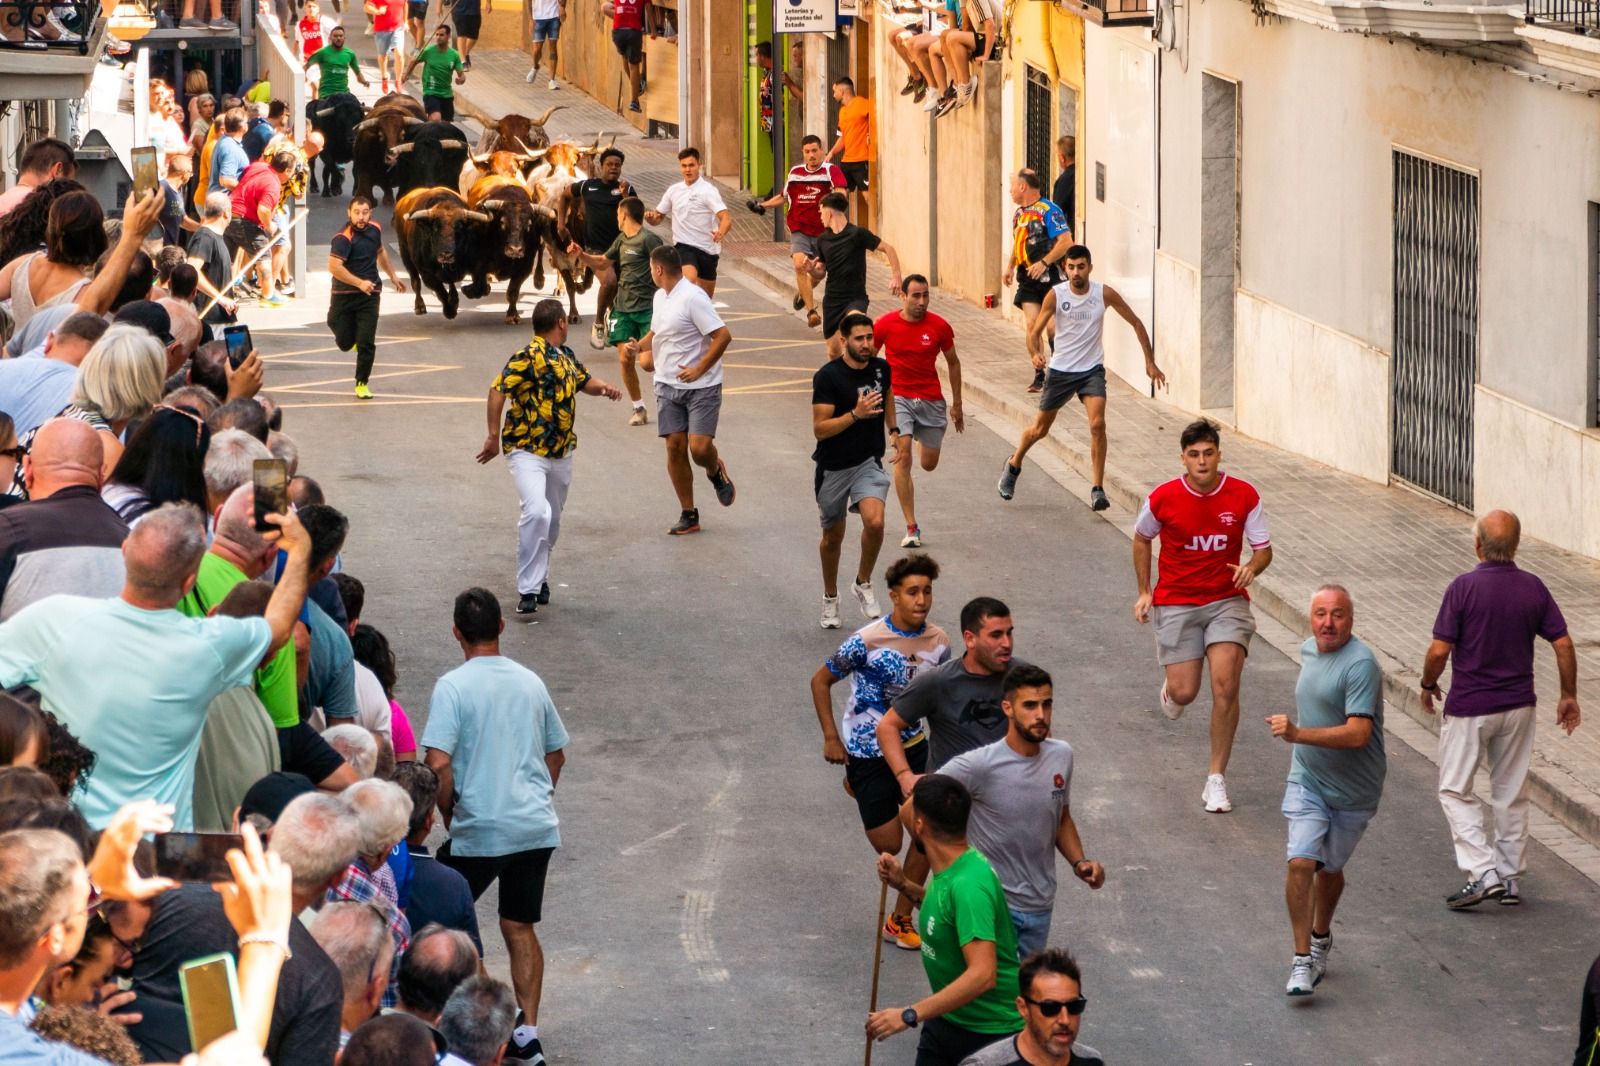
[997,244,1164,510]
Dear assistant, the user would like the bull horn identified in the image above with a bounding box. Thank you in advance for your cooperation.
[404,117,425,128]
[404,208,435,220]
[608,133,618,147]
[390,142,416,154]
[353,117,376,130]
[479,199,505,212]
[531,105,567,127]
[513,137,542,158]
[531,204,557,220]
[463,210,493,222]
[437,139,468,150]
[470,153,492,167]
[316,106,336,117]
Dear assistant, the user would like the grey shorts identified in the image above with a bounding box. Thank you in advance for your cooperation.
[1040,364,1107,412]
[789,231,821,257]
[815,457,890,529]
[893,396,947,450]
[655,382,723,438]
[1151,596,1255,666]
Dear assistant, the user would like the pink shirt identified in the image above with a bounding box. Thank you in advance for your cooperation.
[0,181,37,220]
[390,699,417,755]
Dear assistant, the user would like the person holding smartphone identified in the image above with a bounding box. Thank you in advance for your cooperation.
[327,196,405,400]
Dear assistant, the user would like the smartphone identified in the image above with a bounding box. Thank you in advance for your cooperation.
[222,324,252,370]
[131,146,158,201]
[155,832,242,883]
[252,459,289,534]
[179,953,240,1053]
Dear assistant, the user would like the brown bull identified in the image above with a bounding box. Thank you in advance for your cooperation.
[483,105,565,153]
[523,138,603,323]
[457,147,544,199]
[352,102,425,205]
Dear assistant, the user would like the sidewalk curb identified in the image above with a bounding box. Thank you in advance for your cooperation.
[735,252,1600,857]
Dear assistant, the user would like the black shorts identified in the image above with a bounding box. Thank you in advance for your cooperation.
[822,296,869,340]
[422,95,455,120]
[915,1017,1005,1066]
[1012,271,1056,309]
[276,722,346,785]
[844,741,927,830]
[840,161,870,192]
[674,242,719,280]
[451,2,480,36]
[612,26,643,63]
[437,841,555,924]
[224,218,272,257]
[406,0,426,15]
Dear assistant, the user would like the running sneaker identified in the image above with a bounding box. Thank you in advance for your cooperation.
[1309,932,1332,985]
[354,382,372,400]
[536,582,551,606]
[852,581,881,619]
[515,594,538,615]
[1202,774,1232,813]
[792,293,805,311]
[934,90,960,119]
[525,66,539,83]
[997,462,1020,500]
[549,79,559,91]
[590,314,607,350]
[262,293,288,307]
[708,459,735,506]
[882,913,921,950]
[956,78,977,104]
[668,509,700,536]
[912,82,928,103]
[1028,368,1045,392]
[806,309,821,329]
[901,525,923,548]
[921,92,942,113]
[504,1032,545,1063]
[899,75,921,96]
[461,56,471,69]
[820,596,842,629]
[1159,681,1184,720]
[381,78,390,93]
[628,101,641,113]
[1445,875,1504,910]
[628,407,649,427]
[1499,877,1521,905]
[1090,486,1111,511]
[1286,955,1315,997]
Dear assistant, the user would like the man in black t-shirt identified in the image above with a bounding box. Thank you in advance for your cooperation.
[807,191,902,360]
[568,147,634,350]
[810,311,910,629]
[187,191,238,325]
[326,196,405,399]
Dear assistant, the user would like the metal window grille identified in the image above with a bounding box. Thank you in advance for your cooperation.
[1392,151,1479,508]
[1025,66,1051,181]
[1525,0,1600,34]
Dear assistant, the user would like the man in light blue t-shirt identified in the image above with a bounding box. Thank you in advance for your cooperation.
[209,110,250,195]
[422,587,568,1065]
[1266,584,1384,999]
[0,501,314,829]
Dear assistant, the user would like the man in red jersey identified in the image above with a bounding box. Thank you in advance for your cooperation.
[603,0,648,112]
[1131,419,1272,813]
[873,275,961,548]
[751,135,846,328]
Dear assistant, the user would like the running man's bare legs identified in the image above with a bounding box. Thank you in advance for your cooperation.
[1163,641,1246,776]
[791,251,816,315]
[819,497,885,598]
[1008,408,1059,469]
[892,444,940,531]
[500,918,545,1026]
[1286,861,1345,955]
[1083,394,1108,486]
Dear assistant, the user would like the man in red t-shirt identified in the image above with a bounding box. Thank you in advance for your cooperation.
[604,0,647,112]
[1132,419,1273,814]
[365,0,405,92]
[872,276,959,548]
[224,149,294,305]
[750,134,846,327]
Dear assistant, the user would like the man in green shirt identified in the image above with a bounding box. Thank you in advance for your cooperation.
[402,25,466,121]
[304,25,369,98]
[569,195,661,426]
[870,773,1024,1064]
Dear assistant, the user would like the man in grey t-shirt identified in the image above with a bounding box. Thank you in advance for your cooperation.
[878,596,1022,788]
[931,664,1105,959]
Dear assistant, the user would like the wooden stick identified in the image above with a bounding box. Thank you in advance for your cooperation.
[865,879,889,1066]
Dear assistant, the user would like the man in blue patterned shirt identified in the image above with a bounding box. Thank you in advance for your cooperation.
[476,299,622,616]
[810,553,950,949]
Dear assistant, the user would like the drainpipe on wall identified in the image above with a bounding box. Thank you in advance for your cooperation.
[1151,44,1161,398]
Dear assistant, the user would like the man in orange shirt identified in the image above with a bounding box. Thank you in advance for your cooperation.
[826,76,874,223]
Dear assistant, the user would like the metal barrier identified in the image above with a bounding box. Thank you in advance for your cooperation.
[0,0,96,52]
[1525,0,1600,32]
[256,20,308,290]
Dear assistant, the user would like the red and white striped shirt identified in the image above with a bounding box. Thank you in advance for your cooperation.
[1135,473,1270,606]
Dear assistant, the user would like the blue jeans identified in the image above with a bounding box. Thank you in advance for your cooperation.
[1009,906,1052,960]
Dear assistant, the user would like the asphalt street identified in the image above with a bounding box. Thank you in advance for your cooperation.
[242,181,1600,1065]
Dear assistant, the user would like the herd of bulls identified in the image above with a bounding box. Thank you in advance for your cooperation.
[307,97,613,325]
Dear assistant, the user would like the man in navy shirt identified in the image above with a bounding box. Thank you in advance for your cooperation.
[392,762,482,953]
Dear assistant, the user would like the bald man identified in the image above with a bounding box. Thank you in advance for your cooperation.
[1421,508,1581,909]
[0,311,111,436]
[0,418,127,621]
[0,501,316,828]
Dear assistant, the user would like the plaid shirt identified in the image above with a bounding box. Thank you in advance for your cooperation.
[328,858,412,1007]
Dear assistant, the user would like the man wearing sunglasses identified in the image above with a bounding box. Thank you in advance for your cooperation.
[962,949,1103,1065]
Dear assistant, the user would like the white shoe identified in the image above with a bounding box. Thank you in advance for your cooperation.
[921,93,941,113]
[1286,955,1315,997]
[525,66,539,83]
[549,78,560,90]
[821,596,842,630]
[1159,682,1184,720]
[1309,932,1331,985]
[852,581,881,620]
[1202,773,1232,813]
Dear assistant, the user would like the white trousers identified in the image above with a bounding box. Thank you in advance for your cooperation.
[1436,704,1537,882]
[507,451,573,596]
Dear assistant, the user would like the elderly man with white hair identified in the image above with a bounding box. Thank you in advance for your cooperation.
[204,428,272,514]
[311,901,396,1047]
[0,500,314,828]
[323,723,379,779]
[326,778,414,1006]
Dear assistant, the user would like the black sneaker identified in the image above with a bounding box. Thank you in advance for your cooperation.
[1090,486,1110,511]
[745,197,766,216]
[504,1033,546,1064]
[536,582,551,605]
[998,462,1020,501]
[1446,877,1504,910]
[668,509,701,535]
[708,459,736,507]
[628,101,641,113]
[516,594,538,615]
[1028,368,1045,393]
[933,89,960,119]
[792,294,805,311]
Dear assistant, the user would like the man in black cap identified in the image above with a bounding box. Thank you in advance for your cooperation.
[112,299,183,375]
[239,770,318,828]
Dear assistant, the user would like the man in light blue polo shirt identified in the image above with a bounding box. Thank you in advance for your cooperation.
[1266,583,1384,999]
[0,501,314,829]
[423,587,568,1065]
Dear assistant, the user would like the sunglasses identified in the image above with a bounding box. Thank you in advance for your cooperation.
[157,404,205,448]
[0,445,24,462]
[1023,995,1087,1018]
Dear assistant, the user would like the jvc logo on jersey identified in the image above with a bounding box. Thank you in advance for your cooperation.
[1184,534,1231,551]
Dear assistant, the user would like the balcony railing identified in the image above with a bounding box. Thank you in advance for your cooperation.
[0,0,96,53]
[1077,0,1155,27]
[1526,0,1599,31]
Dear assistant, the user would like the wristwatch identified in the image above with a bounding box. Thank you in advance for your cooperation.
[901,1007,919,1029]
[889,426,902,436]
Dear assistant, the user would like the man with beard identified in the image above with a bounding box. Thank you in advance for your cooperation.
[960,950,1104,1066]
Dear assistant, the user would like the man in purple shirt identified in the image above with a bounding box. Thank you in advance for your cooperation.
[1420,509,1581,909]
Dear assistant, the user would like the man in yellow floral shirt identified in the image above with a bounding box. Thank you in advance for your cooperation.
[477,299,622,615]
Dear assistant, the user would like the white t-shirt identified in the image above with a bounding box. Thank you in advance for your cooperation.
[353,662,394,744]
[650,278,727,390]
[655,178,728,254]
[531,0,561,18]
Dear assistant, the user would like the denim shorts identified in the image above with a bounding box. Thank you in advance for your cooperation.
[1283,780,1375,874]
[532,15,560,39]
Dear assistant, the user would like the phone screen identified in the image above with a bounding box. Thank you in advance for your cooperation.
[179,954,239,1052]
[155,832,242,882]
[223,325,252,370]
[131,146,158,202]
[252,459,289,534]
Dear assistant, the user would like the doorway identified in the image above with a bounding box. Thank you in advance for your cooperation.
[1200,73,1239,414]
